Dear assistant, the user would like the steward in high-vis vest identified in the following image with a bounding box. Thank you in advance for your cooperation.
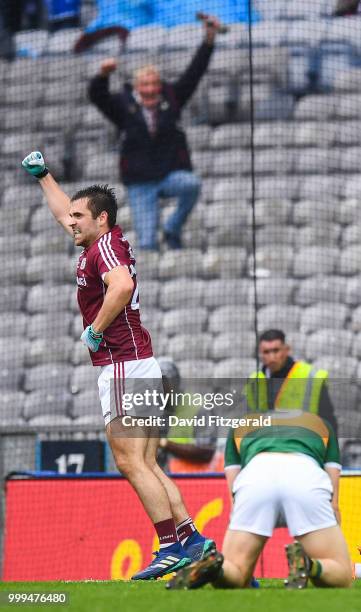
[244,329,338,435]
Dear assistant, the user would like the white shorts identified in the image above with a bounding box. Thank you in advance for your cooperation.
[229,452,337,537]
[98,357,163,426]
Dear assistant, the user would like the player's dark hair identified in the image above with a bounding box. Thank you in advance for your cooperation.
[71,184,118,228]
[259,329,286,344]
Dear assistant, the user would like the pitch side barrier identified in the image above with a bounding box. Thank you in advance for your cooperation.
[2,471,361,581]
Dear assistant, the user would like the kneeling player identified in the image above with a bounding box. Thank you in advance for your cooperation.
[168,411,353,589]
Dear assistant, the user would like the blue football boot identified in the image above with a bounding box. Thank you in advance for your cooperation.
[131,544,191,580]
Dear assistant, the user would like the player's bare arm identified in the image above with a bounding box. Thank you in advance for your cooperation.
[92,266,134,333]
[325,465,341,524]
[22,151,73,236]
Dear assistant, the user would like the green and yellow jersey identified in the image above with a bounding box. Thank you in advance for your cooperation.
[224,411,341,471]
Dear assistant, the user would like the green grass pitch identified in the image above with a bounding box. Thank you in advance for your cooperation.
[2,580,361,612]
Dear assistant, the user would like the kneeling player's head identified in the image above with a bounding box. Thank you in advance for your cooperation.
[69,184,118,247]
[158,357,181,396]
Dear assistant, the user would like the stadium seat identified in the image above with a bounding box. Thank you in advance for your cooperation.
[47,29,82,54]
[30,232,72,256]
[139,310,164,340]
[295,121,336,148]
[333,68,361,93]
[305,329,353,361]
[177,360,214,379]
[296,276,346,306]
[250,22,287,47]
[26,254,74,284]
[342,224,361,247]
[1,256,28,285]
[300,303,349,333]
[293,148,330,174]
[212,178,252,202]
[71,343,90,366]
[27,313,73,340]
[203,247,247,278]
[3,107,40,132]
[345,277,361,307]
[27,415,73,427]
[25,338,74,366]
[351,306,361,332]
[211,332,256,360]
[258,305,301,332]
[339,245,361,276]
[160,279,204,310]
[213,358,257,379]
[165,24,203,52]
[26,284,73,313]
[296,223,340,248]
[286,331,307,360]
[255,176,299,200]
[192,151,215,177]
[127,25,167,52]
[210,124,250,150]
[254,199,292,226]
[23,390,71,420]
[254,121,291,148]
[256,225,296,247]
[203,279,250,308]
[204,201,250,229]
[344,178,361,200]
[253,278,295,305]
[352,333,361,359]
[293,246,339,277]
[83,153,119,181]
[70,365,99,395]
[24,364,72,392]
[295,94,339,121]
[335,121,361,146]
[42,56,86,82]
[312,356,358,380]
[207,225,252,249]
[254,246,293,276]
[0,341,28,368]
[5,83,44,106]
[0,234,30,257]
[0,286,26,312]
[184,125,210,151]
[162,308,208,335]
[158,249,202,279]
[214,149,251,177]
[298,175,344,202]
[15,29,48,57]
[253,149,294,175]
[0,367,24,391]
[0,392,25,421]
[0,313,27,337]
[335,94,361,120]
[209,306,254,334]
[166,333,212,361]
[293,199,336,226]
[72,415,104,427]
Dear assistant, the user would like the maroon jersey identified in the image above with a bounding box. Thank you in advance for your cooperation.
[76,225,153,366]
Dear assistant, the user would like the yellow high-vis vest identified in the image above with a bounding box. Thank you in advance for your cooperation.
[245,361,328,413]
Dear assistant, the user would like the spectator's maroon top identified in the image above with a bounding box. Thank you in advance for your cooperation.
[76,225,153,365]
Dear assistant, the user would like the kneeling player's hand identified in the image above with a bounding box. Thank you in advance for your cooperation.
[22,151,49,179]
[81,325,103,352]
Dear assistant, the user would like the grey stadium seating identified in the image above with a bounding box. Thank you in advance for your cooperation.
[3,18,361,433]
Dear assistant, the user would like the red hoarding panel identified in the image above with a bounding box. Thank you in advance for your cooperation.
[3,478,290,581]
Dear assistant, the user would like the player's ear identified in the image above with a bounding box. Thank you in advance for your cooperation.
[98,210,109,227]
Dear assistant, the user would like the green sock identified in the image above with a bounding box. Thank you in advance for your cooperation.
[310,559,323,579]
